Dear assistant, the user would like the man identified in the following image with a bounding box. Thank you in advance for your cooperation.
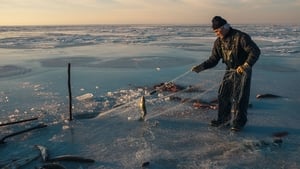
[191,16,260,131]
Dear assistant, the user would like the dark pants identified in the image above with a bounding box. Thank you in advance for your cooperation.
[217,69,252,127]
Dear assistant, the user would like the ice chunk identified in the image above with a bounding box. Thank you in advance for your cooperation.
[76,93,93,101]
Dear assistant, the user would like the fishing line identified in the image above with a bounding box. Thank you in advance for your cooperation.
[92,72,199,131]
[148,70,191,95]
[96,100,136,118]
[96,69,232,120]
[145,69,226,105]
[60,69,230,124]
[168,70,192,83]
[146,81,220,120]
[213,69,235,72]
[96,70,192,118]
[13,69,226,156]
[97,68,229,121]
[145,69,236,119]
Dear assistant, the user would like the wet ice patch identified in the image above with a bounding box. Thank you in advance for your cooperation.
[0,65,31,78]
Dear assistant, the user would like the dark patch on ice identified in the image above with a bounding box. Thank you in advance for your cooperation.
[244,125,300,138]
[152,42,208,51]
[257,64,298,72]
[73,111,100,119]
[47,155,95,163]
[142,161,150,167]
[272,131,289,138]
[92,56,196,68]
[0,65,32,78]
[39,56,99,67]
[149,158,179,169]
[38,163,67,169]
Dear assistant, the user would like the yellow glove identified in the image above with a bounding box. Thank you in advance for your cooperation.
[236,62,251,74]
[236,66,244,74]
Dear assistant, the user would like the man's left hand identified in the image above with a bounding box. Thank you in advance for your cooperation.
[236,66,244,74]
[236,62,251,74]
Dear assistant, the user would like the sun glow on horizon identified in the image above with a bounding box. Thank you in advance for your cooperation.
[0,0,299,26]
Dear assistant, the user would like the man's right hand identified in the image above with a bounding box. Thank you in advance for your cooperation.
[191,65,203,73]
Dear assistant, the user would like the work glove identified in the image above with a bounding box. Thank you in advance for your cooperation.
[236,62,251,74]
[191,65,204,73]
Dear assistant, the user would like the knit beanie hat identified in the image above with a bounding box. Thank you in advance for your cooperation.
[212,16,227,29]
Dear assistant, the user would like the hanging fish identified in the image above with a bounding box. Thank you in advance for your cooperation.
[139,96,147,121]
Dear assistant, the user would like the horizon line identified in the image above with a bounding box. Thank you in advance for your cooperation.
[1,22,299,27]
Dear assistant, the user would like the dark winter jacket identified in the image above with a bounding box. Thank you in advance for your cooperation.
[197,28,260,70]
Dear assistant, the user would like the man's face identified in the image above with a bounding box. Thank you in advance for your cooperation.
[213,26,227,38]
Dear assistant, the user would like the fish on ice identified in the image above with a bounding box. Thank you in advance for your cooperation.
[139,96,147,121]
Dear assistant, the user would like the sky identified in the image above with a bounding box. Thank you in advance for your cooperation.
[0,0,299,26]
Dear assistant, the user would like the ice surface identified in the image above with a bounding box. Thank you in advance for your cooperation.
[0,24,299,169]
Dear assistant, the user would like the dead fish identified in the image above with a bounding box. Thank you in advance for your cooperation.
[272,131,289,138]
[256,93,282,99]
[139,96,147,121]
[169,96,183,102]
[47,155,95,163]
[38,163,67,169]
[193,102,217,110]
[153,82,184,93]
[142,161,150,167]
[271,131,289,146]
[35,145,49,162]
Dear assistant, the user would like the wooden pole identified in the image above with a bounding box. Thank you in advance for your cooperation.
[0,123,47,144]
[0,117,38,127]
[68,63,73,121]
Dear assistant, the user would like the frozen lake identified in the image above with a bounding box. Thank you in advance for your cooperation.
[0,24,299,169]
